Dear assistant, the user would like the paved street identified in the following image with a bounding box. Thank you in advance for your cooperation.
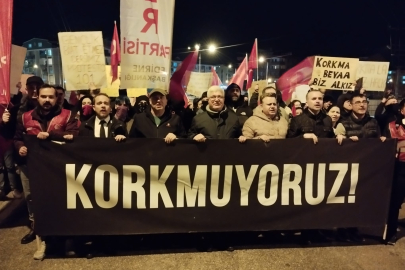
[1,203,405,270]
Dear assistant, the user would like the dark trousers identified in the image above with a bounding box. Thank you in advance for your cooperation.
[386,161,405,239]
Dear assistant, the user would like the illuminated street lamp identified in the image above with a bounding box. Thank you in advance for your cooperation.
[268,78,272,83]
[33,64,38,68]
[188,47,191,50]
[195,44,200,50]
[228,64,232,68]
[208,44,216,53]
[259,56,265,63]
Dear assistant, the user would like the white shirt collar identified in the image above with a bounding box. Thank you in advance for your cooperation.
[95,115,110,125]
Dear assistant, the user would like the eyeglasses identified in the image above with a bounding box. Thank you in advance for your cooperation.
[209,96,224,100]
[353,100,369,105]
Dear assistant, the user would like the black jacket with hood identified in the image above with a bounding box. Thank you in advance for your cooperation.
[225,83,253,127]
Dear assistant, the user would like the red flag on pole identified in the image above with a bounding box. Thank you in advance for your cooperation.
[110,21,121,84]
[228,56,248,90]
[0,0,13,105]
[276,56,315,102]
[248,38,258,70]
[211,67,222,86]
[169,50,198,107]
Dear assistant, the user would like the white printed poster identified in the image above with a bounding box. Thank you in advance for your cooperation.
[58,31,107,90]
[120,0,175,89]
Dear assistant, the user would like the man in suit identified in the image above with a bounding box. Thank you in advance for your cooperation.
[79,93,127,141]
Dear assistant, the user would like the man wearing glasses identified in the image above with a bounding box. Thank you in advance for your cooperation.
[336,93,385,144]
[335,93,385,243]
[189,86,243,142]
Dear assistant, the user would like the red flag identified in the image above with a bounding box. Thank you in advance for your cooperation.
[248,39,258,70]
[0,0,13,105]
[169,50,198,107]
[246,69,254,89]
[110,21,121,84]
[277,56,315,102]
[211,67,222,86]
[229,56,248,90]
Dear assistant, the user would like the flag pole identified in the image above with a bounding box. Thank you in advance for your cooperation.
[256,38,259,81]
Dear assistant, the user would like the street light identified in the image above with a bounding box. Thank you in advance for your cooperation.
[268,78,272,83]
[228,64,232,68]
[208,44,216,53]
[195,44,200,50]
[259,56,265,63]
[188,46,191,50]
[33,64,38,68]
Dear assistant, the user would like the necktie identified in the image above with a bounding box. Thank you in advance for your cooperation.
[100,120,107,138]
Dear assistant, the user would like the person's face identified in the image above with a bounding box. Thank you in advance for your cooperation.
[306,91,323,112]
[38,87,57,111]
[351,96,368,115]
[93,95,111,119]
[149,93,167,111]
[82,98,92,107]
[327,106,341,122]
[56,89,65,105]
[228,87,240,102]
[115,102,128,110]
[294,101,301,108]
[26,83,40,99]
[323,101,332,110]
[261,97,278,117]
[343,100,352,111]
[295,108,303,116]
[208,90,225,112]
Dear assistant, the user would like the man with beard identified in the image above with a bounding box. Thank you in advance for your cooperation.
[129,89,184,142]
[79,94,127,141]
[14,84,79,259]
[225,83,253,126]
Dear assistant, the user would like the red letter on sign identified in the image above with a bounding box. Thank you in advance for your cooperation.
[141,8,158,34]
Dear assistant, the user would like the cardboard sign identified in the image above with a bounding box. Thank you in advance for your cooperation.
[120,0,175,89]
[186,72,213,97]
[127,88,147,97]
[20,74,33,88]
[247,80,272,100]
[311,56,359,90]
[356,61,389,91]
[58,31,107,90]
[10,45,27,94]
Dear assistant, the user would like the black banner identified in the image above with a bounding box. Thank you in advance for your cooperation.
[25,137,396,236]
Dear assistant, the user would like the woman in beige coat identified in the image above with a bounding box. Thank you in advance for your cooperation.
[242,93,288,142]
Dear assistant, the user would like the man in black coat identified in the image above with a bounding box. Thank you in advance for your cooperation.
[129,89,185,143]
[225,83,253,127]
[189,86,244,142]
[288,89,334,142]
[79,93,127,141]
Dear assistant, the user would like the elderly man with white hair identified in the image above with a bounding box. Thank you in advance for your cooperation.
[188,86,244,142]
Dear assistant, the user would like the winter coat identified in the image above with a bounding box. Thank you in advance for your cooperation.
[129,107,185,138]
[188,107,241,139]
[335,114,380,138]
[242,108,288,139]
[79,115,127,138]
[287,108,334,138]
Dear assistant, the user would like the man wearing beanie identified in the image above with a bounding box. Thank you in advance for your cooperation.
[224,83,253,126]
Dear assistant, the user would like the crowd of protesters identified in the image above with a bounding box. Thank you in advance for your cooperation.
[0,76,404,260]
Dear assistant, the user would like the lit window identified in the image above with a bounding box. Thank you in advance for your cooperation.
[48,49,52,56]
[403,80,405,84]
[38,42,42,47]
[173,62,177,67]
[28,44,32,48]
[388,71,392,75]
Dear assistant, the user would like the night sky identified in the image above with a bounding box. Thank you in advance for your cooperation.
[12,0,405,65]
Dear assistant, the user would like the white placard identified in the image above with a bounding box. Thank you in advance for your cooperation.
[356,61,389,91]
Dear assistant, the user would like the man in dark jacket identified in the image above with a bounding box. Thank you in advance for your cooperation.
[335,93,385,243]
[336,93,384,142]
[79,93,127,141]
[189,86,243,141]
[288,89,334,142]
[55,86,74,110]
[129,89,184,143]
[375,94,399,136]
[225,83,253,126]
[14,84,78,257]
[17,76,44,120]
